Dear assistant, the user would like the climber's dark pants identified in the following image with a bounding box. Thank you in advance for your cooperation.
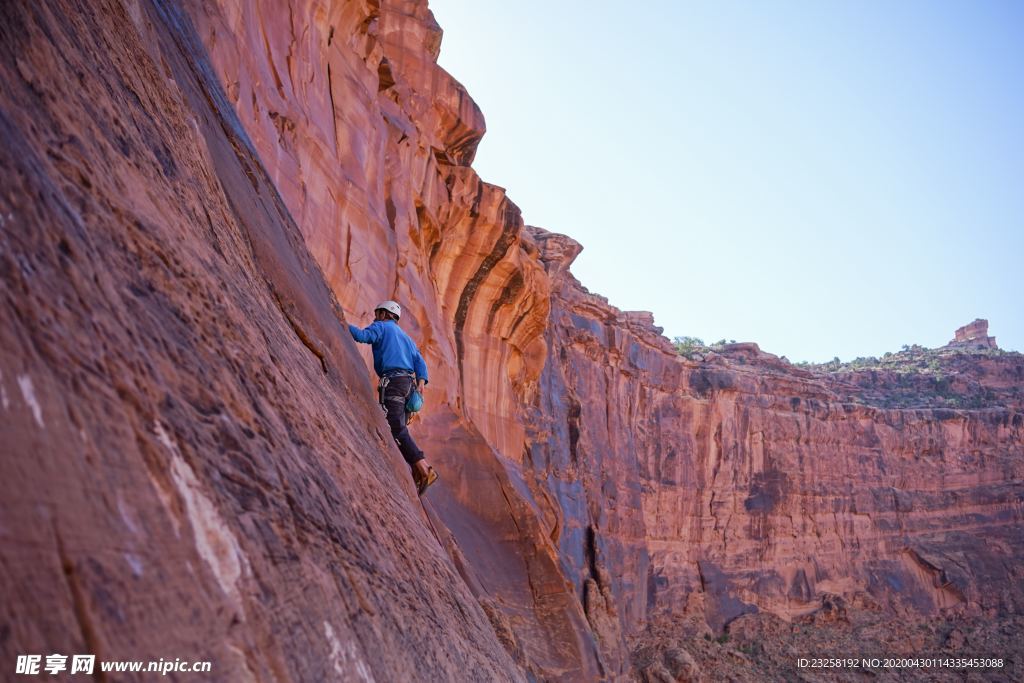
[379,374,424,465]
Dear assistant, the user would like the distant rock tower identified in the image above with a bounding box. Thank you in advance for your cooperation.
[949,319,998,350]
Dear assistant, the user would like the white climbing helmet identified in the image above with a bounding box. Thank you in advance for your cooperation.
[375,300,401,319]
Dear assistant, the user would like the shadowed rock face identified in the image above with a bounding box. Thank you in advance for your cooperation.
[0,1,519,680]
[2,1,1023,682]
[531,245,1024,641]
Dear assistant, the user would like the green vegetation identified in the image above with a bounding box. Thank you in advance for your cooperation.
[673,335,1021,410]
[797,345,1019,409]
[792,344,1015,375]
[672,336,736,360]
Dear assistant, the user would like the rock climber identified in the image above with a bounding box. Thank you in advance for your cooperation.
[349,300,438,495]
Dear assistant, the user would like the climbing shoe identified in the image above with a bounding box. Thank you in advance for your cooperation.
[416,466,438,496]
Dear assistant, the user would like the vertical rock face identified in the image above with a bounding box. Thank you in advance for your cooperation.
[187,0,599,677]
[2,1,1023,681]
[532,254,1024,640]
[182,0,1024,671]
[0,1,520,680]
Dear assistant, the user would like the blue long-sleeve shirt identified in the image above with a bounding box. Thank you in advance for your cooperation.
[348,320,428,383]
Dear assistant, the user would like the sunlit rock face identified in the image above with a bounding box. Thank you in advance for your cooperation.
[187,1,596,677]
[530,250,1024,643]
[2,0,1022,680]
[0,1,522,681]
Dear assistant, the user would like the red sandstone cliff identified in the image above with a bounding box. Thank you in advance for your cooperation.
[0,2,518,680]
[1,1,1022,681]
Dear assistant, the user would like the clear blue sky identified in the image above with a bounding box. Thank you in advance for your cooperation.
[429,0,1023,362]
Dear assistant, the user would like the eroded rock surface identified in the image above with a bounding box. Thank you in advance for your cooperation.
[0,2,519,680]
[532,247,1023,645]
[2,0,1022,681]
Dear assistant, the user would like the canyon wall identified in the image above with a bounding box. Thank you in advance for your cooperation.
[2,0,1022,680]
[0,1,521,680]
[188,0,608,676]
[187,0,1023,673]
[530,238,1024,639]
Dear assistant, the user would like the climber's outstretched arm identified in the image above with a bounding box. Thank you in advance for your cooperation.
[349,321,382,344]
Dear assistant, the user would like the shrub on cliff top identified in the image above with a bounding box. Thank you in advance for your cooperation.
[672,336,737,360]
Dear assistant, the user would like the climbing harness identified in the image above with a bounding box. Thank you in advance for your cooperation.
[377,369,416,411]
